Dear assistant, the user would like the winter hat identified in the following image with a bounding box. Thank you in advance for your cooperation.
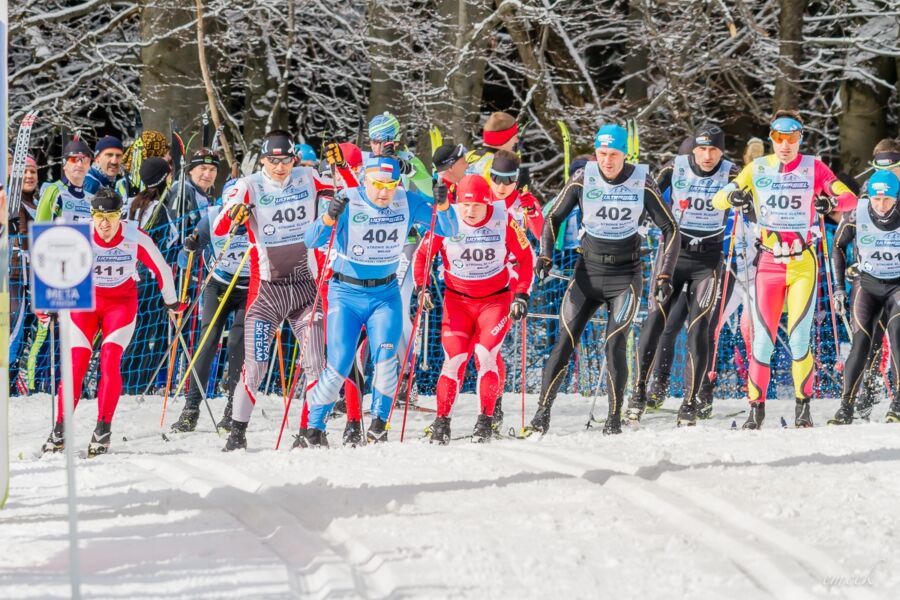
[339,143,363,170]
[368,112,401,142]
[123,130,169,173]
[456,174,493,205]
[188,148,221,171]
[25,155,37,169]
[489,150,520,180]
[139,157,171,190]
[872,151,900,170]
[693,125,725,151]
[868,170,900,199]
[593,124,628,154]
[433,144,467,172]
[91,187,124,212]
[260,132,295,158]
[63,139,93,159]
[95,136,124,155]
[364,155,400,181]
[295,143,318,163]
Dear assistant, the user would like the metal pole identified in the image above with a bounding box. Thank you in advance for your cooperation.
[58,311,82,599]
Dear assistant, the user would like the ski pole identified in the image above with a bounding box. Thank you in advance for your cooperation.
[170,322,220,433]
[50,316,56,425]
[137,222,246,402]
[160,250,195,426]
[520,317,527,435]
[276,329,288,408]
[819,215,845,371]
[167,247,252,405]
[707,209,739,383]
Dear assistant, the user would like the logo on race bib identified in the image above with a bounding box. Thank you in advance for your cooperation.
[772,173,808,191]
[352,244,364,256]
[673,178,688,190]
[755,177,773,188]
[259,193,275,206]
[585,188,604,200]
[263,224,276,236]
[860,234,876,245]
[353,213,369,224]
[64,200,74,209]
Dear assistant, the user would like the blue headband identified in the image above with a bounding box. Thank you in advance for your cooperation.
[770,117,803,133]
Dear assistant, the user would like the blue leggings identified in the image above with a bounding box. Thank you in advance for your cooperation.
[307,279,403,429]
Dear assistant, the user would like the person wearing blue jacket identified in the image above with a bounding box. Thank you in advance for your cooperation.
[300,154,458,447]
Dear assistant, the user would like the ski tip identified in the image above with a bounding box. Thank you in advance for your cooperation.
[730,420,737,430]
[161,433,170,442]
[780,416,788,428]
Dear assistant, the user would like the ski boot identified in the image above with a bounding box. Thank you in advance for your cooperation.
[342,420,362,447]
[695,384,714,420]
[885,400,900,423]
[795,399,813,428]
[367,417,388,444]
[492,397,504,434]
[855,374,879,420]
[626,386,647,424]
[741,402,765,430]
[295,428,328,449]
[524,403,552,436]
[676,400,697,427]
[88,420,112,457]
[217,399,233,432]
[222,420,248,452]
[332,399,347,416]
[42,421,65,455]
[170,406,200,433]
[828,400,854,425]
[472,414,493,443]
[427,416,451,445]
[646,374,669,411]
[602,410,622,435]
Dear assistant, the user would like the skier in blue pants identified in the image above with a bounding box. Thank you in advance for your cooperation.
[300,154,458,447]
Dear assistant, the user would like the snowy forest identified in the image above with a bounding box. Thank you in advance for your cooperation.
[8,0,900,196]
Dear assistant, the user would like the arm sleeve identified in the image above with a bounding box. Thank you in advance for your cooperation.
[520,191,545,239]
[196,214,212,250]
[541,174,582,257]
[214,179,250,236]
[136,230,178,304]
[644,175,681,278]
[713,164,753,210]
[412,232,443,287]
[409,190,458,237]
[814,159,857,212]
[507,218,535,295]
[35,184,60,223]
[305,209,341,248]
[832,210,855,290]
[656,165,674,199]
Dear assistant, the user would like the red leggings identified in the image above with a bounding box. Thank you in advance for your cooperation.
[436,290,512,417]
[57,291,137,424]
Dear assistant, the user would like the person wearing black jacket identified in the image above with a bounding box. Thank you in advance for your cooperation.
[529,123,681,435]
[628,125,740,426]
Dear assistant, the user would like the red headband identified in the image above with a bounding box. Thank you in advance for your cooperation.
[483,124,519,148]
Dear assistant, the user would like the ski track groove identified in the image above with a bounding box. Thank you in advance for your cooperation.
[481,441,874,600]
[128,454,400,600]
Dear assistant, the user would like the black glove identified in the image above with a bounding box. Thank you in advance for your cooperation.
[183,232,201,253]
[517,166,531,191]
[398,157,415,177]
[815,195,837,216]
[324,142,346,168]
[654,275,674,305]
[727,188,752,209]
[534,255,553,283]
[380,141,397,157]
[227,203,251,225]
[433,182,449,208]
[509,293,529,321]
[416,286,434,311]
[327,191,349,220]
[832,289,848,317]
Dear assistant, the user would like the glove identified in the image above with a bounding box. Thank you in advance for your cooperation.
[727,188,752,209]
[518,166,531,191]
[35,311,51,326]
[380,141,397,157]
[815,195,837,216]
[534,255,553,283]
[183,232,201,253]
[398,157,415,177]
[166,301,187,315]
[176,251,189,270]
[324,142,346,168]
[832,289,848,317]
[509,293,529,321]
[433,182,449,208]
[327,190,349,220]
[654,275,674,305]
[519,192,539,214]
[416,286,434,311]
[227,203,251,225]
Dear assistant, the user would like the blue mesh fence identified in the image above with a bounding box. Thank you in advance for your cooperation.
[7,213,857,405]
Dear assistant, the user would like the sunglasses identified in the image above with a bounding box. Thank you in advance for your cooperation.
[490,173,518,185]
[66,155,90,164]
[265,156,294,165]
[769,130,802,145]
[370,178,400,191]
[90,209,121,222]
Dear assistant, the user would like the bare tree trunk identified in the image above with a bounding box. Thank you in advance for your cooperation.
[839,55,896,174]
[140,0,206,134]
[624,0,649,105]
[773,0,808,110]
[195,0,237,176]
[366,1,408,124]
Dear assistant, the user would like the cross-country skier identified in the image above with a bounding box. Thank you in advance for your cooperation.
[84,135,124,194]
[169,199,251,433]
[487,150,544,239]
[35,139,95,224]
[829,171,900,424]
[466,111,519,180]
[301,154,458,447]
[215,130,338,451]
[41,188,181,456]
[627,125,739,426]
[165,148,220,223]
[528,123,680,435]
[414,175,533,443]
[433,143,468,204]
[712,110,857,429]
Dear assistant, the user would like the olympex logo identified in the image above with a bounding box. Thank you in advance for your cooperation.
[688,179,716,193]
[771,172,808,191]
[604,184,639,202]
[874,232,900,247]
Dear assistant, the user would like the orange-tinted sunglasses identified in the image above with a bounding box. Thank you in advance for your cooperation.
[769,130,802,145]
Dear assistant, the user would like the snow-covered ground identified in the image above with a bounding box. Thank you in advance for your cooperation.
[3,391,899,599]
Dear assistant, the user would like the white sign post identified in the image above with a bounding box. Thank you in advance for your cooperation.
[30,221,95,600]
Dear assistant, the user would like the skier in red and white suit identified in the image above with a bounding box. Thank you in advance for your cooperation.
[414,175,534,443]
[42,188,180,457]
